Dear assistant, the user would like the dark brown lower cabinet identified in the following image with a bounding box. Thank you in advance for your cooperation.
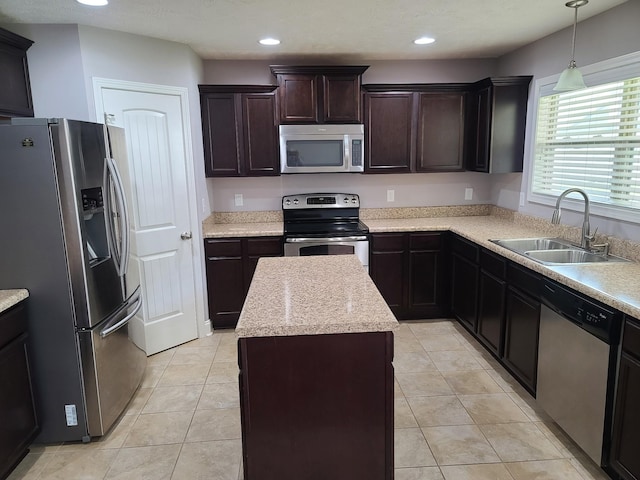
[238,332,394,480]
[451,253,479,331]
[476,250,507,356]
[369,232,448,320]
[204,237,282,329]
[503,287,540,395]
[610,316,640,480]
[0,302,38,480]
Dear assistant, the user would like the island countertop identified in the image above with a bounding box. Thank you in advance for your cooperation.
[0,289,29,314]
[235,255,399,338]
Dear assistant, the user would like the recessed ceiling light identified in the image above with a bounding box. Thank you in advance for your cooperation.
[76,0,109,5]
[414,37,436,45]
[259,38,281,46]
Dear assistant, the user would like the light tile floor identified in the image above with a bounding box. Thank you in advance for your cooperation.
[8,319,612,480]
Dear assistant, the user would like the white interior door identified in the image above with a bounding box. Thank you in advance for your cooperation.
[94,81,199,355]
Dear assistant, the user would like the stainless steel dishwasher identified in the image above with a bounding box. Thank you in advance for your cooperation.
[537,279,621,466]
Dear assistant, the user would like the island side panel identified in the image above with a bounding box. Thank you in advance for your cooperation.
[238,331,394,480]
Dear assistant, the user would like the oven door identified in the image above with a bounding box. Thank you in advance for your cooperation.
[284,236,369,271]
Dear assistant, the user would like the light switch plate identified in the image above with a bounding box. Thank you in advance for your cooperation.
[520,192,526,207]
[465,188,473,200]
[234,193,243,207]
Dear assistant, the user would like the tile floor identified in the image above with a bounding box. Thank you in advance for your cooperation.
[8,319,612,480]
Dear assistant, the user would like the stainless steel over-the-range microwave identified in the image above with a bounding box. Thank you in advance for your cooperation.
[279,124,364,174]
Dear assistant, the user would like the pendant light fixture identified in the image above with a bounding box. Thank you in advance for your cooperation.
[554,0,588,91]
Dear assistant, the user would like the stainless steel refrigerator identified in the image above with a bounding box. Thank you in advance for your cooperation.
[0,118,146,443]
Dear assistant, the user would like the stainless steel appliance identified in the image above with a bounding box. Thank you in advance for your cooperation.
[0,118,145,443]
[537,279,621,465]
[279,124,364,174]
[283,193,369,271]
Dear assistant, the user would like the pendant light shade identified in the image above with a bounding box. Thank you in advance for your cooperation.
[554,0,588,92]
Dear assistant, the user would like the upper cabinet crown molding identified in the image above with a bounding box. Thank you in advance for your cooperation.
[362,83,468,93]
[198,84,277,94]
[0,27,34,118]
[270,65,369,124]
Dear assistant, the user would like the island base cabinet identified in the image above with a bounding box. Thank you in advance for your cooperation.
[238,332,394,480]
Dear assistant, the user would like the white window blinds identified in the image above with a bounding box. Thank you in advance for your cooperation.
[532,76,640,211]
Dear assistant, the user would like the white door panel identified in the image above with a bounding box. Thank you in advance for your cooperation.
[95,83,199,355]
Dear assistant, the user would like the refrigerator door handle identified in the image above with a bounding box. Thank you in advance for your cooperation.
[99,285,142,338]
[105,156,130,278]
[103,158,119,270]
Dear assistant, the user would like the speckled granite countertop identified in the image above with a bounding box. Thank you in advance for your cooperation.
[0,289,29,314]
[203,211,640,320]
[235,255,399,338]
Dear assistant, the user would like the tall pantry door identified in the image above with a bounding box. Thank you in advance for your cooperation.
[94,81,199,355]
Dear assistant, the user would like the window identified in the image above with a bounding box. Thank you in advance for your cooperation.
[531,64,640,219]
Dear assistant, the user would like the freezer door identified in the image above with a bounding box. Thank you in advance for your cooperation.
[78,293,146,437]
[51,120,125,328]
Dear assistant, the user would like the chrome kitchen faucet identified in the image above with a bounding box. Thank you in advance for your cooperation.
[551,188,596,250]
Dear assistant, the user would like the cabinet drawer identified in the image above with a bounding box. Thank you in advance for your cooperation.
[0,302,27,348]
[409,232,442,251]
[452,235,479,262]
[371,233,405,252]
[204,238,242,257]
[623,316,640,359]
[507,263,542,299]
[480,249,506,279]
[246,237,283,256]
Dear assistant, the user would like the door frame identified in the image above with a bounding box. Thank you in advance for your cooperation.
[92,77,209,342]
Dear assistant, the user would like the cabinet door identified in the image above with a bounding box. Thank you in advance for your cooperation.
[416,93,465,172]
[364,93,415,173]
[205,239,244,329]
[242,93,279,176]
[610,352,640,480]
[451,253,479,332]
[477,271,506,356]
[0,28,34,118]
[370,233,406,318]
[503,287,540,394]
[466,86,491,172]
[201,93,242,176]
[323,75,361,123]
[277,74,318,123]
[408,233,447,318]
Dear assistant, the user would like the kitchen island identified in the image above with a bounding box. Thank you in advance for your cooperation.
[235,255,398,480]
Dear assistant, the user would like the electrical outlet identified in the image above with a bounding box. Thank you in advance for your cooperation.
[465,188,473,200]
[519,192,526,207]
[387,189,395,202]
[234,193,243,207]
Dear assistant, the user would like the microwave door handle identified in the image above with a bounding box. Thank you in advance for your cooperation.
[344,135,350,171]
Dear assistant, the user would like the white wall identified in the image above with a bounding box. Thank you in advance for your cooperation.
[496,0,640,240]
[211,172,492,211]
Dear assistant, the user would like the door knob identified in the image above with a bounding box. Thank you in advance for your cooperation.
[180,232,193,240]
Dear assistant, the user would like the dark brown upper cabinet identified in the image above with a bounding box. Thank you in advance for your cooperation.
[199,85,279,177]
[362,84,467,174]
[465,76,532,173]
[0,28,34,118]
[270,65,368,124]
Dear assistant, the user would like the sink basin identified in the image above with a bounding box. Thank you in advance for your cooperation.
[525,249,619,264]
[491,237,574,252]
[491,237,630,265]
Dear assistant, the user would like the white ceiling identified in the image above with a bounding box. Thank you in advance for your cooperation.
[0,0,628,61]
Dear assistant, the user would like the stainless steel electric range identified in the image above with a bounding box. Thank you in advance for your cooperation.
[282,193,369,271]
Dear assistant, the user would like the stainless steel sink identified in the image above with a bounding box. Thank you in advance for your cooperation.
[490,237,630,265]
[525,249,625,264]
[492,238,574,252]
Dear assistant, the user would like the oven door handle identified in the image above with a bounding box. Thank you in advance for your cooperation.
[286,235,368,243]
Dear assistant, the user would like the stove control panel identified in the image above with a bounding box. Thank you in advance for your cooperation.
[283,193,360,209]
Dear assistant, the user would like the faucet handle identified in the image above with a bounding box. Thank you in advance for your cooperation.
[585,226,598,241]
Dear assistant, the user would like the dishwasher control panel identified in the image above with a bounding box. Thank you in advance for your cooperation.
[542,279,621,344]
